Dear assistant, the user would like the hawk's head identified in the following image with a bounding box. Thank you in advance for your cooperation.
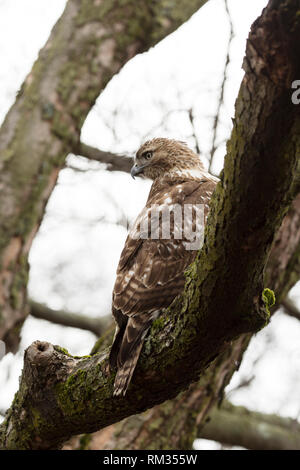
[131,138,204,181]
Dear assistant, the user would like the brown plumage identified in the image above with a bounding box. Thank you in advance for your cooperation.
[109,138,219,396]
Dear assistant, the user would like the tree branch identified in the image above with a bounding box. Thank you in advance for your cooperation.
[0,0,299,450]
[75,142,132,173]
[208,0,234,173]
[63,338,251,450]
[201,400,300,450]
[65,394,300,451]
[29,300,111,337]
[281,296,300,321]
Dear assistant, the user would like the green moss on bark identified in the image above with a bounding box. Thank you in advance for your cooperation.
[262,288,276,314]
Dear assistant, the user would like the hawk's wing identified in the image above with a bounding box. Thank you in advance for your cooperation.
[112,179,215,316]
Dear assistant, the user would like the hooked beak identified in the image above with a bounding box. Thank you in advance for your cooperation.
[131,164,146,179]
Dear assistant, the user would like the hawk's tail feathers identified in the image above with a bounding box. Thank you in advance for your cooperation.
[113,329,149,397]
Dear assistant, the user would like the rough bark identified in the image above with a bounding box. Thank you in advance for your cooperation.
[0,0,209,353]
[200,400,300,451]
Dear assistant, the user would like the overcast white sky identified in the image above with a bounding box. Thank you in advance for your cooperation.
[1,0,300,449]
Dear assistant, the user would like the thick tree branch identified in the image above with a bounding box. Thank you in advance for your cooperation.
[0,0,210,353]
[0,0,299,450]
[29,300,111,337]
[63,338,250,450]
[65,394,300,451]
[201,400,300,450]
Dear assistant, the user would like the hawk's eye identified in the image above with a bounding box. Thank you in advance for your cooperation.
[143,151,153,160]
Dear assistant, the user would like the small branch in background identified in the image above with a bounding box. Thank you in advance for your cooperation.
[29,300,111,337]
[75,142,132,173]
[208,0,234,173]
[188,108,201,155]
[226,339,270,399]
[141,108,188,142]
[226,374,255,398]
[281,296,300,321]
[200,400,300,450]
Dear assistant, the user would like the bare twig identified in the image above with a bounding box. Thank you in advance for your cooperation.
[188,108,201,155]
[208,0,234,173]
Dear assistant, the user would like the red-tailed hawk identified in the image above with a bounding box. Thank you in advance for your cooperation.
[109,138,218,396]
